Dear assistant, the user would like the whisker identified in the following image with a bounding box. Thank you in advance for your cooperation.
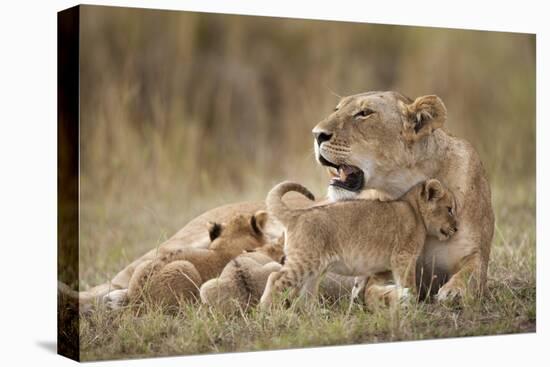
[324,83,343,99]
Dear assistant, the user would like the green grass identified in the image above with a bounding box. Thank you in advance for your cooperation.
[76,179,535,361]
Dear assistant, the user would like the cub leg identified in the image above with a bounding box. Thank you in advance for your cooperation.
[260,256,321,308]
[348,277,367,314]
[389,240,424,305]
[127,260,155,303]
[391,251,418,290]
[363,271,408,308]
[300,273,323,299]
[351,276,367,303]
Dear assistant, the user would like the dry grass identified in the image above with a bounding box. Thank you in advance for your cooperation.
[75,178,535,361]
[60,5,536,361]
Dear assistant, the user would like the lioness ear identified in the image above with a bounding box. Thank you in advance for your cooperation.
[251,210,268,235]
[207,221,223,241]
[423,179,444,202]
[399,95,447,143]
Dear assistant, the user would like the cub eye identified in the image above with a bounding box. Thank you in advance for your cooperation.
[354,108,375,118]
[447,207,453,216]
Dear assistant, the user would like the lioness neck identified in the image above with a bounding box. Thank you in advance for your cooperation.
[380,130,451,199]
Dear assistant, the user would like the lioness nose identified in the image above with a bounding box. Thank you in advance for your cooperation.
[313,131,333,145]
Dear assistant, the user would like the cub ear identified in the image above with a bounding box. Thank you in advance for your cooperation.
[423,179,445,202]
[207,221,223,241]
[250,210,268,235]
[399,95,447,143]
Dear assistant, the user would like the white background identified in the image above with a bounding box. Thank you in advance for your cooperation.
[0,0,547,365]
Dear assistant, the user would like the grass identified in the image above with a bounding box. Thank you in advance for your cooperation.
[76,178,535,361]
[62,7,536,361]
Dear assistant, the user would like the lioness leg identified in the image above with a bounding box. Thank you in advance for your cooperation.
[437,252,483,302]
[103,289,129,310]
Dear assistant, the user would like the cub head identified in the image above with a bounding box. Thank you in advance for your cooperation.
[207,211,269,254]
[312,91,447,201]
[417,179,458,241]
[253,235,285,264]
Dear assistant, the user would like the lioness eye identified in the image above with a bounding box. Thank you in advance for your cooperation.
[447,207,453,215]
[354,108,375,118]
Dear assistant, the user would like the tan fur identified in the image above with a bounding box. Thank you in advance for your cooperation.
[65,90,493,308]
[260,180,457,307]
[200,238,285,312]
[312,91,494,301]
[123,211,269,309]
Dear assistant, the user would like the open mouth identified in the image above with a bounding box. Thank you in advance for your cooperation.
[319,155,364,192]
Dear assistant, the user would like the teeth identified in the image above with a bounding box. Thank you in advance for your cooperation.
[339,167,348,181]
[327,167,339,178]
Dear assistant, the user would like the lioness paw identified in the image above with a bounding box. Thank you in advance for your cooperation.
[103,289,129,310]
[436,283,463,303]
[397,286,411,301]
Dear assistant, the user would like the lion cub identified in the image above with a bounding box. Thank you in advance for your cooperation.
[200,238,285,312]
[260,180,458,307]
[125,211,269,309]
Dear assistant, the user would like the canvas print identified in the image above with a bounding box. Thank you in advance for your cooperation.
[57,5,536,362]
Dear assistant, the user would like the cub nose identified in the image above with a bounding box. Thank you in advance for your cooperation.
[313,130,333,145]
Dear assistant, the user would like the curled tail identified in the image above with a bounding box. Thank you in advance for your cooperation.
[266,181,315,227]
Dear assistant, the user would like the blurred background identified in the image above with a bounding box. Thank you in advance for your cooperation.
[77,6,535,285]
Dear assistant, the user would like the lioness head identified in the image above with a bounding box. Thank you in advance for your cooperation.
[312,91,447,201]
[417,179,458,241]
[207,211,269,253]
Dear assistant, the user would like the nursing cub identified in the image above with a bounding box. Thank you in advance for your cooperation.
[124,211,269,309]
[200,238,285,312]
[260,180,458,307]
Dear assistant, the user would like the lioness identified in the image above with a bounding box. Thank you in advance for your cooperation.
[200,238,285,312]
[259,179,457,307]
[105,211,270,310]
[69,91,493,308]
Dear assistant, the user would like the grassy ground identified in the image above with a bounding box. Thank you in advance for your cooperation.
[69,8,536,361]
[77,178,535,361]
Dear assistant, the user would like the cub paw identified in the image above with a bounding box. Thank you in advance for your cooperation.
[381,284,411,307]
[351,277,367,303]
